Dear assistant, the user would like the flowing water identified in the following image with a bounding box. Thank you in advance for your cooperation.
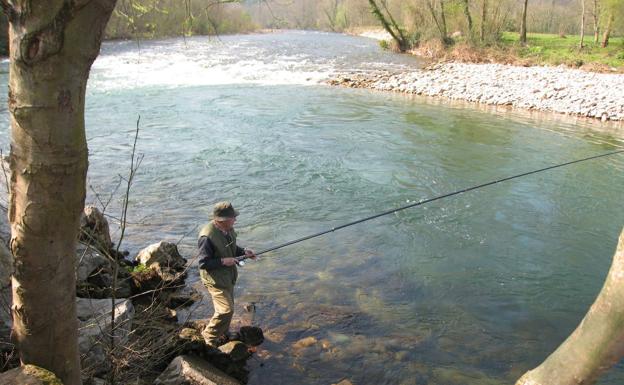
[1,30,624,384]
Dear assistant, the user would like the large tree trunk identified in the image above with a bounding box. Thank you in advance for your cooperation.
[520,0,529,45]
[601,13,613,48]
[516,228,624,385]
[3,1,117,384]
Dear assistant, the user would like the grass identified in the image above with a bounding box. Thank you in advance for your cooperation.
[500,32,624,70]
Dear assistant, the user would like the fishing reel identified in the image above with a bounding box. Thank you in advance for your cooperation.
[235,256,249,267]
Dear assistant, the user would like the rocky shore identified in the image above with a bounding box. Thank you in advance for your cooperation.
[0,205,264,385]
[327,62,624,122]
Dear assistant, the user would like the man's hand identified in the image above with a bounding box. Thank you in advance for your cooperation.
[244,248,257,260]
[221,258,237,266]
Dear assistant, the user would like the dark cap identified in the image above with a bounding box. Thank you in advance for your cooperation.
[213,201,239,220]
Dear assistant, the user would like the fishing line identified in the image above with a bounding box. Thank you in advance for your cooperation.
[236,149,624,263]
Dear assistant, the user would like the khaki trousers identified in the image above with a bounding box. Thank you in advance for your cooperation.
[201,281,235,346]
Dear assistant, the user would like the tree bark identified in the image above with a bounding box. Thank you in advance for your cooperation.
[480,0,487,42]
[520,0,529,45]
[368,0,408,51]
[592,0,599,44]
[5,1,117,384]
[439,0,448,40]
[580,0,586,48]
[601,13,613,48]
[516,228,624,385]
[461,0,474,39]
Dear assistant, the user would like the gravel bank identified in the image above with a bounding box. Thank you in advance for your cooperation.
[327,62,624,121]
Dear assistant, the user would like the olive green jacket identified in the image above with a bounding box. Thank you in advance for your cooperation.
[198,222,238,288]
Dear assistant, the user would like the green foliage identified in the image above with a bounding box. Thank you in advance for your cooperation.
[127,263,148,274]
[502,32,624,68]
[378,39,389,49]
[106,0,258,39]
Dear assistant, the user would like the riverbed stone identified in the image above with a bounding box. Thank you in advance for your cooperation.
[327,62,624,122]
[154,355,241,385]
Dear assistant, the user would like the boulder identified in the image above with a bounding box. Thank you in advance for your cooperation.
[154,355,241,385]
[79,206,113,253]
[77,297,134,376]
[135,241,186,272]
[0,364,63,385]
[218,341,250,362]
[132,242,187,296]
[75,246,134,299]
[75,245,109,283]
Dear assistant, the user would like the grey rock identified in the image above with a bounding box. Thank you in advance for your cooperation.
[135,241,186,272]
[77,297,134,376]
[76,245,109,283]
[218,341,250,362]
[80,206,113,253]
[154,355,241,385]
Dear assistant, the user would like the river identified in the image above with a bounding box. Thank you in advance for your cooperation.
[1,30,624,385]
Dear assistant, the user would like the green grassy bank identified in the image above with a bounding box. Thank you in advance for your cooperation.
[500,32,624,69]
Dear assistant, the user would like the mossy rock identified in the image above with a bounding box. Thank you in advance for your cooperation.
[0,364,63,385]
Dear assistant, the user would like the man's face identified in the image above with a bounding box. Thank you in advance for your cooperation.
[219,217,236,231]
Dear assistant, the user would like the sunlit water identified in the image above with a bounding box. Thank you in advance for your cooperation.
[1,30,624,384]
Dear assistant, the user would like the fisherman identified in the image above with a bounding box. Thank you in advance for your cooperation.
[198,201,256,347]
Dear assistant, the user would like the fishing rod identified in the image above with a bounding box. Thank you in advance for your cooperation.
[235,149,624,266]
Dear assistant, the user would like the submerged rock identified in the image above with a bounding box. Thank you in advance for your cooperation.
[154,355,241,385]
[238,326,264,347]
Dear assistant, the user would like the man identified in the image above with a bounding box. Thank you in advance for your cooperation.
[198,201,256,347]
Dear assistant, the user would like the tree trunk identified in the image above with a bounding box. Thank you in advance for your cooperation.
[368,0,408,51]
[516,228,624,385]
[439,0,448,40]
[480,0,488,42]
[520,0,529,45]
[462,0,474,39]
[580,0,586,48]
[593,0,599,44]
[4,1,117,384]
[601,13,613,48]
[548,0,556,32]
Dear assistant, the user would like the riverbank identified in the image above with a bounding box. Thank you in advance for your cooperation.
[327,61,624,122]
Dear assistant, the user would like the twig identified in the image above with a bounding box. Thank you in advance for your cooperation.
[110,115,142,385]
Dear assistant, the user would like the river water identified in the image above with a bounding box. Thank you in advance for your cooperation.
[1,31,624,384]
